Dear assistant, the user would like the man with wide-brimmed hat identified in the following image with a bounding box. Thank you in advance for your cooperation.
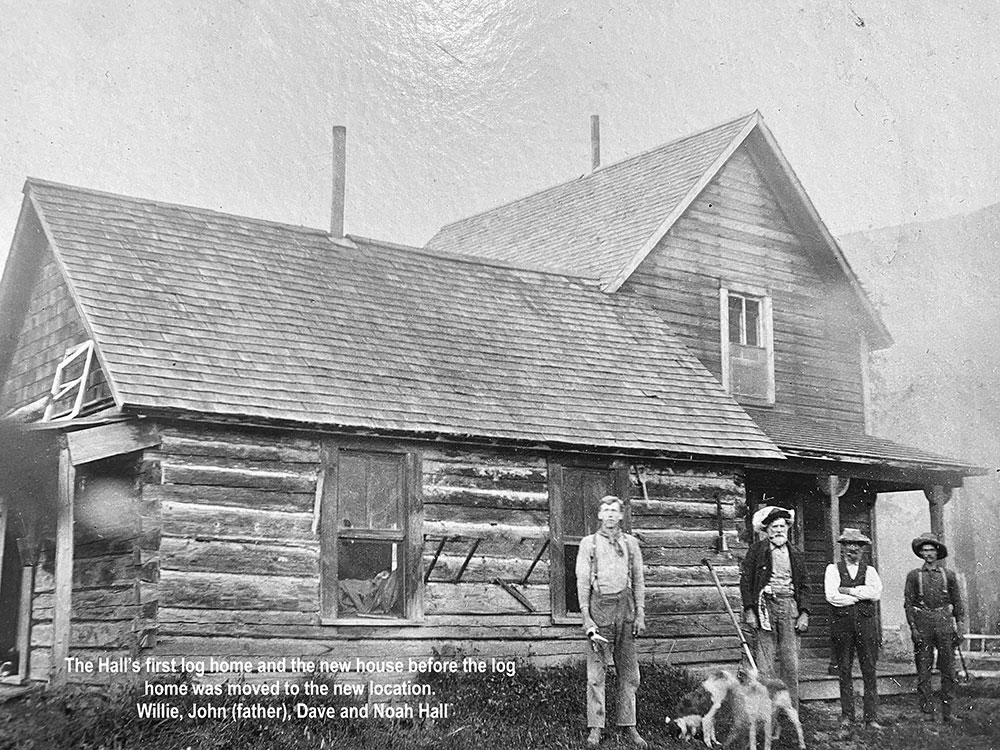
[903,532,966,721]
[825,528,883,728]
[739,505,810,707]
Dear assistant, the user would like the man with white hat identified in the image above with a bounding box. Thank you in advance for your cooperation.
[904,532,966,722]
[825,528,883,728]
[739,505,810,706]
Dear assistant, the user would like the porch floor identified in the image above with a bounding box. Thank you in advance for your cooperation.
[799,656,926,702]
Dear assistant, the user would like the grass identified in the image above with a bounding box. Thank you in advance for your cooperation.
[0,662,996,750]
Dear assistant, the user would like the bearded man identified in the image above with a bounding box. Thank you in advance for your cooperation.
[739,505,810,707]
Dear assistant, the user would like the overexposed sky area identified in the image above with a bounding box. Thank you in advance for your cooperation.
[1,1,999,265]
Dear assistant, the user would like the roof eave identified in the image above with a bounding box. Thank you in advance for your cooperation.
[22,184,127,412]
[747,121,893,350]
[603,112,762,293]
[121,404,786,463]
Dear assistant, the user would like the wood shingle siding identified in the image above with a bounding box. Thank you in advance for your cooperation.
[0,251,90,412]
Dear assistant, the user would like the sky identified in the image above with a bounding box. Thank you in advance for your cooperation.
[1,1,999,265]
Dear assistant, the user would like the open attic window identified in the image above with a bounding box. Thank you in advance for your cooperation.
[42,341,111,421]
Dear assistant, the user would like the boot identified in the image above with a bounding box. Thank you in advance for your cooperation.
[623,726,648,749]
[586,728,602,747]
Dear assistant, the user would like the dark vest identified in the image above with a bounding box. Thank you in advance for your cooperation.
[834,561,875,617]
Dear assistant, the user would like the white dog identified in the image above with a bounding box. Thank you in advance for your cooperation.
[674,667,805,750]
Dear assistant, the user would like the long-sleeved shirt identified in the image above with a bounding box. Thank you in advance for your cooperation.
[903,563,965,624]
[576,531,645,615]
[824,562,883,607]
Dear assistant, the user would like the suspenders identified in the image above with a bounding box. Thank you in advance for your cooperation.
[917,566,948,606]
[589,534,632,595]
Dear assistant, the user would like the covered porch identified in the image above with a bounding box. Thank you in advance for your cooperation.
[742,408,985,664]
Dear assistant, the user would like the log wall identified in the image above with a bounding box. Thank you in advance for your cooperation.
[621,145,867,429]
[60,423,750,680]
[30,459,157,682]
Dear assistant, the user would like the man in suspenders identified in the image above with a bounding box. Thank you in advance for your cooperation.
[824,528,883,728]
[903,532,966,721]
[576,495,647,748]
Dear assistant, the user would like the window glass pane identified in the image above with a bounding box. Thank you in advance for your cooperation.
[338,453,368,529]
[563,468,614,537]
[368,455,403,530]
[728,295,744,344]
[338,539,402,617]
[337,453,403,530]
[744,299,761,347]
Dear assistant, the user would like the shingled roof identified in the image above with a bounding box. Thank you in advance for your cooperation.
[427,111,891,348]
[745,408,983,473]
[428,113,757,287]
[17,178,783,459]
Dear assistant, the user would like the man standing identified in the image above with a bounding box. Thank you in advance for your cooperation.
[577,495,647,748]
[824,528,883,728]
[740,505,810,706]
[904,532,966,722]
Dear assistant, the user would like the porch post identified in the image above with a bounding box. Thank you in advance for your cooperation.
[51,447,75,686]
[924,484,950,546]
[827,475,841,562]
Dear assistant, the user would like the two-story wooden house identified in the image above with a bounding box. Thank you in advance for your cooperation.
[0,112,980,686]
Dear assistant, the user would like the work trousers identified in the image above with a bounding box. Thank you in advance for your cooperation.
[586,590,640,729]
[830,607,879,721]
[754,594,801,707]
[913,608,956,715]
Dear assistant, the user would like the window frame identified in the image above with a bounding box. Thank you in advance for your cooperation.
[719,284,775,406]
[547,458,631,625]
[318,441,423,626]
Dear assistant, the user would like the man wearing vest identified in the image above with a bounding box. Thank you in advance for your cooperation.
[576,495,647,748]
[740,505,810,707]
[903,532,966,722]
[824,528,883,728]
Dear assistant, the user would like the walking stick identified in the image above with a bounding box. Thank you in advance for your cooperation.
[703,558,757,671]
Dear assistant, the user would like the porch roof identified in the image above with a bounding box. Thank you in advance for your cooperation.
[745,408,985,475]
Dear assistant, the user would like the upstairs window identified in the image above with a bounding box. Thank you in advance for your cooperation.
[319,446,422,623]
[720,286,775,405]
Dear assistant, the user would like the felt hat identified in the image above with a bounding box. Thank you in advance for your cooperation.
[752,505,794,534]
[837,528,871,545]
[911,532,948,559]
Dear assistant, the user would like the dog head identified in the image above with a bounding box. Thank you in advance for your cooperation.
[664,714,701,741]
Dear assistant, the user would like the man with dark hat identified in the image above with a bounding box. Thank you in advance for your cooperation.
[577,495,647,748]
[740,505,810,706]
[903,532,967,721]
[825,528,883,728]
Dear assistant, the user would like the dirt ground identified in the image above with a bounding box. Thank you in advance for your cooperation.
[792,677,1000,750]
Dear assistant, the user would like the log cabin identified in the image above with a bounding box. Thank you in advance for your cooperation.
[0,112,982,687]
